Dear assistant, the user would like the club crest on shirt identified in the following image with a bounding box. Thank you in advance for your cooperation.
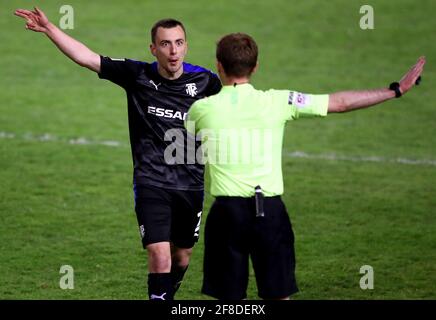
[185,83,198,97]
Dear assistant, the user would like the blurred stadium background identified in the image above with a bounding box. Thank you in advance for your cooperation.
[0,0,435,299]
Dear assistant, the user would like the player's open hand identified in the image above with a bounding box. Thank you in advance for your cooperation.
[399,56,426,95]
[14,7,50,33]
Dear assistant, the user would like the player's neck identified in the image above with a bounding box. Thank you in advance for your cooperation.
[157,64,183,80]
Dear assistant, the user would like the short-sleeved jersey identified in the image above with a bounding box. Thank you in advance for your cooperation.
[98,56,222,191]
[186,83,328,197]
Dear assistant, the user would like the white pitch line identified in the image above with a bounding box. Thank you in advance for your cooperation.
[286,151,436,166]
[1,131,127,148]
[1,131,435,167]
[0,132,15,139]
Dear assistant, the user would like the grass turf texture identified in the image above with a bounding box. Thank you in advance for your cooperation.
[1,0,435,299]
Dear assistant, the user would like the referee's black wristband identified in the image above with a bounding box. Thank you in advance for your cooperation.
[389,82,402,98]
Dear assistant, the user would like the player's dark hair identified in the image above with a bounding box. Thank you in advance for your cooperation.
[151,19,186,44]
[216,33,258,78]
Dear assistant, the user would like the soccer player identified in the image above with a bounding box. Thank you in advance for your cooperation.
[186,33,425,300]
[15,7,221,300]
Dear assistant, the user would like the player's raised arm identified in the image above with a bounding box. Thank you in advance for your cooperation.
[14,7,101,73]
[328,56,426,113]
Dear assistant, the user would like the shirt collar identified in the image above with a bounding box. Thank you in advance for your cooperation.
[221,83,253,91]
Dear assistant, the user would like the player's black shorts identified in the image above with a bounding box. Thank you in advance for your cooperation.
[202,196,298,300]
[133,184,204,249]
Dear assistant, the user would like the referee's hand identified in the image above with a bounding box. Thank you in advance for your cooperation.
[14,7,50,33]
[399,56,426,95]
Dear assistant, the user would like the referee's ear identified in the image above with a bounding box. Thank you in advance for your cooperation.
[251,62,259,76]
[216,61,225,79]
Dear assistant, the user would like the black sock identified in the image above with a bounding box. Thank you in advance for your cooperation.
[171,265,189,296]
[148,273,174,300]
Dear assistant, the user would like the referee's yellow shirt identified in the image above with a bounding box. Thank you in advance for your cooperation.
[186,84,328,197]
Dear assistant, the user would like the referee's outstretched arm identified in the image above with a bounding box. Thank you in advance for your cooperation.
[328,56,425,113]
[14,7,101,73]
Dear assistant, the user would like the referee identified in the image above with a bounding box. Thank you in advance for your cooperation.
[186,33,425,299]
[15,7,221,300]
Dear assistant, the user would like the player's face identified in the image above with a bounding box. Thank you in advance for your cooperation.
[150,26,187,79]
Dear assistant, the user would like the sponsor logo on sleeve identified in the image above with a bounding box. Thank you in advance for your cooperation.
[288,91,310,108]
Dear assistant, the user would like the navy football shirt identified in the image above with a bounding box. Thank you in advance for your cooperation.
[98,56,222,191]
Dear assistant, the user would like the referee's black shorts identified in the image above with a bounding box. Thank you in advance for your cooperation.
[133,184,204,249]
[202,195,298,300]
